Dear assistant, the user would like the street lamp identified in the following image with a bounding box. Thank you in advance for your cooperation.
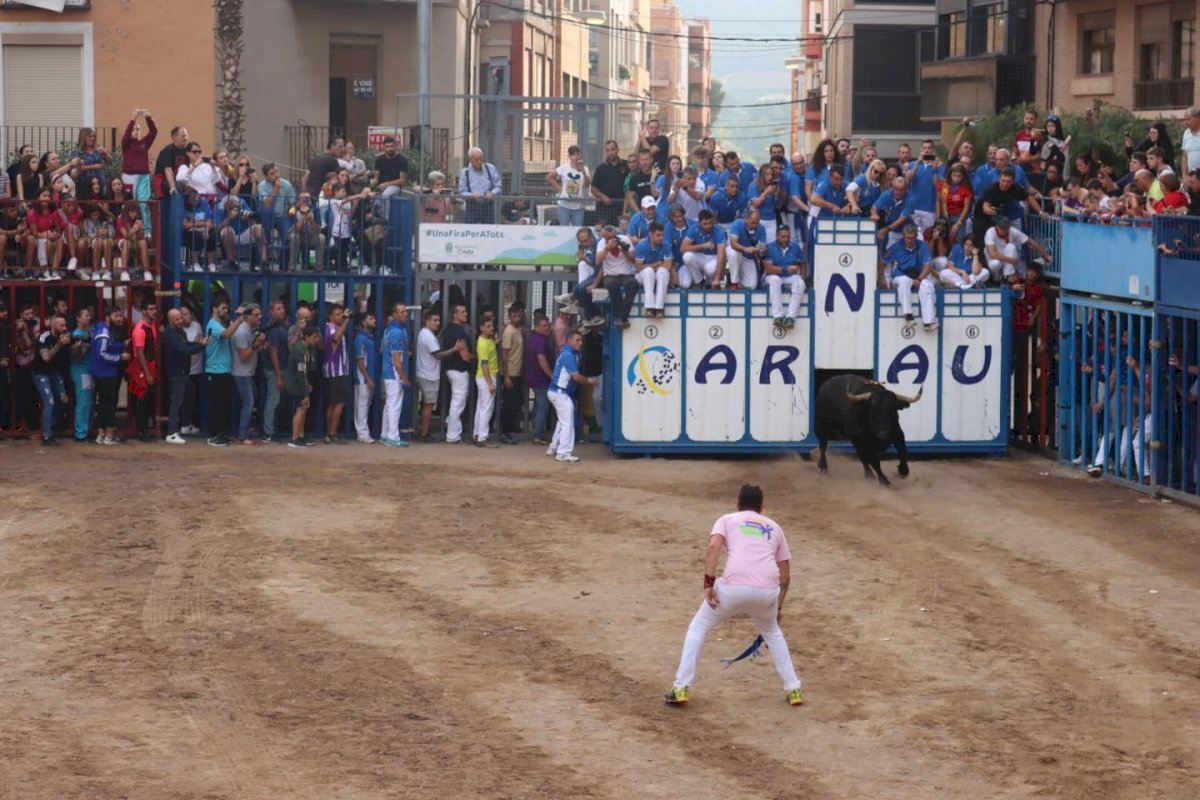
[577,8,606,25]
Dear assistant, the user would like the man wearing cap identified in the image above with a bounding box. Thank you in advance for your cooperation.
[680,209,728,289]
[984,214,1052,283]
[884,223,939,331]
[627,195,660,245]
[594,225,639,329]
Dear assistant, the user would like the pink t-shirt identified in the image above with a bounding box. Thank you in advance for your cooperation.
[712,510,790,589]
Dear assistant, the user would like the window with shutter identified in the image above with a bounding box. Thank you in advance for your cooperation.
[3,44,83,126]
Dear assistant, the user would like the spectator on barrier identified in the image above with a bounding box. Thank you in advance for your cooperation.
[163,308,208,445]
[664,203,689,271]
[639,119,671,174]
[56,195,85,276]
[381,302,415,450]
[67,307,93,442]
[71,127,113,186]
[459,147,502,224]
[625,150,658,216]
[692,146,719,201]
[596,224,639,328]
[498,302,526,446]
[415,308,450,443]
[284,324,321,447]
[655,156,684,204]
[321,303,352,444]
[720,151,758,192]
[91,304,129,445]
[182,188,217,272]
[548,145,591,228]
[1153,172,1189,215]
[218,195,265,272]
[7,144,31,193]
[0,203,25,276]
[1028,160,1064,202]
[117,201,153,281]
[14,152,43,203]
[350,309,377,444]
[473,316,499,448]
[27,189,62,280]
[974,168,1027,244]
[338,142,368,189]
[804,139,841,206]
[177,143,225,197]
[39,152,74,198]
[635,220,672,320]
[846,159,886,219]
[1013,108,1043,169]
[525,314,554,445]
[680,209,728,289]
[178,306,204,435]
[563,226,602,330]
[810,165,856,222]
[709,175,748,231]
[127,300,161,442]
[884,223,938,331]
[763,224,806,329]
[373,136,409,205]
[118,109,156,204]
[230,303,266,446]
[302,137,343,199]
[940,236,988,288]
[31,314,72,446]
[904,140,942,233]
[418,171,453,223]
[204,300,248,447]
[1126,123,1175,170]
[937,163,974,244]
[255,162,295,270]
[153,124,189,198]
[748,163,785,242]
[547,329,594,464]
[726,208,766,290]
[627,195,661,245]
[984,215,1052,284]
[82,202,114,278]
[440,303,473,444]
[589,140,628,227]
[872,177,915,251]
[666,166,706,224]
[288,193,325,270]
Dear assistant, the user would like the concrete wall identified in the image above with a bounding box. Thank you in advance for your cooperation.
[0,1,216,148]
[241,0,466,170]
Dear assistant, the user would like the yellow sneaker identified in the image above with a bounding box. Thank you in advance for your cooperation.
[786,688,804,706]
[664,685,690,705]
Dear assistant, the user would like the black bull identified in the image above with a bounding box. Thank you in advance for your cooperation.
[814,374,923,486]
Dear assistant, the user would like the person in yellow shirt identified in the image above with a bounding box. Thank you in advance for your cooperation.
[473,318,499,447]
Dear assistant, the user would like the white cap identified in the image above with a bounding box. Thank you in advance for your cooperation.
[640,196,658,209]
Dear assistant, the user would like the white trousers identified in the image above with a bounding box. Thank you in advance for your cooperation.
[355,381,373,441]
[381,378,403,441]
[760,219,777,243]
[549,391,575,456]
[766,274,806,318]
[577,259,593,284]
[912,209,936,235]
[639,266,671,310]
[681,251,718,288]
[938,267,990,288]
[445,369,470,442]
[1093,413,1151,478]
[727,249,759,289]
[673,580,801,691]
[473,375,495,441]
[986,242,1021,277]
[892,274,937,324]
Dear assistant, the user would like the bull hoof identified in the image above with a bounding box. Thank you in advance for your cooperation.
[877,476,892,487]
[817,460,828,473]
[897,464,910,478]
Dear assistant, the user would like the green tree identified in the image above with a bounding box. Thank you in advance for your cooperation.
[709,78,726,125]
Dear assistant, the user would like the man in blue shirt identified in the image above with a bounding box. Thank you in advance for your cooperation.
[884,224,938,331]
[937,237,987,289]
[627,195,660,244]
[380,302,411,446]
[708,176,748,230]
[204,300,249,446]
[763,225,807,328]
[872,177,916,250]
[634,221,673,318]
[691,145,720,201]
[974,147,1029,194]
[665,204,691,268]
[726,209,767,290]
[680,209,728,289]
[546,329,595,463]
[810,166,853,219]
[718,151,757,191]
[352,310,377,443]
[904,139,942,234]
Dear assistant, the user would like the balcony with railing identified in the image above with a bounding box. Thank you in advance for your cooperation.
[1134,77,1194,110]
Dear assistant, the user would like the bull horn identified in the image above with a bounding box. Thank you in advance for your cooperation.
[845,391,874,403]
[893,386,924,404]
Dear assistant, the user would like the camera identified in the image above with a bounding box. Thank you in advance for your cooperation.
[923,153,936,162]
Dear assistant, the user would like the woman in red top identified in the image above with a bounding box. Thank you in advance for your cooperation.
[116,201,151,281]
[120,109,157,201]
[25,188,62,278]
[57,195,87,275]
[937,163,974,245]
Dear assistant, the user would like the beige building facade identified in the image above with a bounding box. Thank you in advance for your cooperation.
[650,0,688,159]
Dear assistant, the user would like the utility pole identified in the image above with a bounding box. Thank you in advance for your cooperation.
[418,0,432,149]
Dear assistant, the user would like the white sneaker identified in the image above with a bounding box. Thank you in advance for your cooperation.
[79,268,92,280]
[51,271,63,280]
[562,303,581,316]
[207,263,218,273]
[165,433,186,445]
[191,262,203,272]
[39,270,52,281]
[556,454,580,463]
[180,425,200,435]
[119,270,131,281]
[143,270,153,281]
[100,270,113,280]
[100,258,107,272]
[67,257,78,271]
[554,292,572,304]
[546,447,555,456]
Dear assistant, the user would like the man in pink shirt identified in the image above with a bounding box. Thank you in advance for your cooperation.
[665,485,803,706]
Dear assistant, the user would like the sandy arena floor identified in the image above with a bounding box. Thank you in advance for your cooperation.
[1,440,1199,799]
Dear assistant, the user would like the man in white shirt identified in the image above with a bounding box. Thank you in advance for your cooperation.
[984,215,1052,281]
[1182,108,1200,175]
[595,225,638,329]
[666,166,707,222]
[548,145,591,228]
[415,309,461,442]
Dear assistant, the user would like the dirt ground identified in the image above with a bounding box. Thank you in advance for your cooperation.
[1,441,1199,800]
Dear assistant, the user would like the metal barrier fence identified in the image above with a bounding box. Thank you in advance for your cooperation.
[2,126,120,164]
[1011,285,1058,451]
[1059,295,1155,490]
[1153,305,1200,502]
[1,197,163,280]
[418,192,627,228]
[1024,214,1061,280]
[1,282,161,438]
[166,193,412,278]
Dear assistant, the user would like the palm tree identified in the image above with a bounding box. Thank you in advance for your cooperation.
[214,0,246,154]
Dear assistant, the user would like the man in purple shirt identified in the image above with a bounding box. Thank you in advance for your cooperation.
[323,303,351,443]
[524,315,555,444]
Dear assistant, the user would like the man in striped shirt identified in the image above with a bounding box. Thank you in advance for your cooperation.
[323,303,352,444]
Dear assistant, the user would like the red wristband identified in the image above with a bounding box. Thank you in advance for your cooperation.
[703,574,716,589]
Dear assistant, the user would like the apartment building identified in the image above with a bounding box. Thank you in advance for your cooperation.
[687,19,712,149]
[590,0,651,148]
[650,0,688,158]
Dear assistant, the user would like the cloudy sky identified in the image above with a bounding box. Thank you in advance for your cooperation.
[674,0,802,159]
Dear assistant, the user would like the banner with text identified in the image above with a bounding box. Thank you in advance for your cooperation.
[418,224,580,266]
